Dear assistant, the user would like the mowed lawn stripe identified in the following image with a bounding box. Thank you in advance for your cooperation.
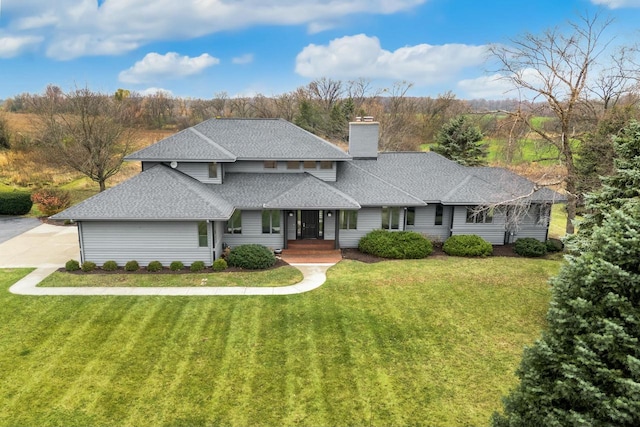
[0,258,559,426]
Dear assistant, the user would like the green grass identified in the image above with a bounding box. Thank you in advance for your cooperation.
[0,257,559,426]
[40,266,303,287]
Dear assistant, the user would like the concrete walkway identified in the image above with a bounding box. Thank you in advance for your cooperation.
[2,224,334,296]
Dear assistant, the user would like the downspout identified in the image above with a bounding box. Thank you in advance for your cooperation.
[283,210,288,249]
[76,221,84,264]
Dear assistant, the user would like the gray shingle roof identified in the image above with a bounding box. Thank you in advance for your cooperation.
[127,118,351,162]
[213,173,359,209]
[127,128,237,162]
[51,165,235,220]
[332,162,426,206]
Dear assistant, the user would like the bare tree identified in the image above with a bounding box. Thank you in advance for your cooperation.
[307,77,343,113]
[32,87,136,192]
[489,12,618,234]
[378,81,421,151]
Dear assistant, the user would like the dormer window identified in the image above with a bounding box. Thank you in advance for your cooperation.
[264,161,277,169]
[320,161,333,169]
[287,161,300,170]
[208,162,217,178]
[304,161,316,169]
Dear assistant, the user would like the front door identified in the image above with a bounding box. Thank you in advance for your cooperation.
[301,210,319,239]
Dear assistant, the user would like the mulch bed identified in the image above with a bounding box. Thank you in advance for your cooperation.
[341,243,520,264]
[59,258,291,274]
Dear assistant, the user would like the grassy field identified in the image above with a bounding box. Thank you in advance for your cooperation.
[40,266,303,287]
[0,257,560,426]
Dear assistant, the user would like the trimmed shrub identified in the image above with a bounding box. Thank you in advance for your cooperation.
[190,260,206,272]
[358,229,433,259]
[0,192,32,215]
[227,244,276,270]
[81,261,96,272]
[124,260,139,272]
[102,260,118,271]
[170,261,184,271]
[147,260,163,272]
[65,259,80,271]
[212,258,228,272]
[443,234,493,257]
[514,237,548,257]
[30,188,72,216]
[546,238,564,253]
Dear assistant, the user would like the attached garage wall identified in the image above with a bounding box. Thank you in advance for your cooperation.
[79,221,213,266]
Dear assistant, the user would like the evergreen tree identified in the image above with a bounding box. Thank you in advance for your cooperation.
[432,115,487,166]
[492,121,640,427]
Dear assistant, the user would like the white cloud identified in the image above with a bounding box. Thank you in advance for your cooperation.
[0,0,427,60]
[232,54,254,65]
[119,52,219,84]
[0,35,43,58]
[295,34,488,84]
[457,74,517,99]
[591,0,640,8]
[138,87,174,97]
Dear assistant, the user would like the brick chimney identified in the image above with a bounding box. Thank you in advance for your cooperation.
[348,116,379,159]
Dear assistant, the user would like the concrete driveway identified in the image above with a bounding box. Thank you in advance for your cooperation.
[0,216,42,244]
[0,223,80,268]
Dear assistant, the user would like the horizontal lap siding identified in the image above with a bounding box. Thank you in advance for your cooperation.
[451,206,507,245]
[80,221,212,266]
[225,161,337,181]
[223,210,285,249]
[406,205,451,241]
[176,162,221,184]
[511,208,548,242]
[339,208,381,248]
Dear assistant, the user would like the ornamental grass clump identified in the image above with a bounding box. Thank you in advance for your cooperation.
[227,244,276,270]
[358,229,433,259]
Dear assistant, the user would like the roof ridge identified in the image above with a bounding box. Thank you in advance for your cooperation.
[281,120,353,159]
[188,127,237,160]
[347,161,426,205]
[264,173,361,209]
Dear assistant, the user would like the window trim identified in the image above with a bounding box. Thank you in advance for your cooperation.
[339,210,358,230]
[382,206,400,230]
[320,161,333,170]
[465,206,493,224]
[262,210,281,234]
[208,162,218,179]
[226,210,242,234]
[197,221,208,247]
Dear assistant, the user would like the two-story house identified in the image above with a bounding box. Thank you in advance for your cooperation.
[52,118,564,266]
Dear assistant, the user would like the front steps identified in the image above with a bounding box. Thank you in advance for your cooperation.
[281,240,342,264]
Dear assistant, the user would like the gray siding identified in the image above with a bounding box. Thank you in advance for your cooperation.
[175,162,222,184]
[338,207,382,248]
[225,160,337,181]
[406,205,452,242]
[324,210,336,240]
[79,221,213,266]
[509,206,549,242]
[223,210,285,249]
[450,206,507,245]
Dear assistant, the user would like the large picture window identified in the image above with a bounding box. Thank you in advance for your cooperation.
[197,221,208,247]
[382,206,400,230]
[466,207,493,224]
[339,210,357,230]
[226,210,242,234]
[262,210,281,234]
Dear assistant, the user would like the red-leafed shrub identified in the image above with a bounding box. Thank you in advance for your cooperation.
[30,188,72,216]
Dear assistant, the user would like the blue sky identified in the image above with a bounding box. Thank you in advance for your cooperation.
[1,0,639,100]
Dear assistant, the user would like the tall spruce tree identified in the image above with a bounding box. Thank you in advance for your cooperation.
[492,121,640,426]
[431,115,487,166]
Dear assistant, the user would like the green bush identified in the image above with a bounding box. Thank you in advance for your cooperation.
[443,235,493,257]
[147,260,163,272]
[0,192,33,215]
[190,261,206,272]
[212,258,228,272]
[65,259,80,271]
[30,188,72,216]
[358,229,433,259]
[170,261,184,271]
[546,238,564,253]
[227,244,276,270]
[514,238,548,257]
[124,260,139,272]
[81,261,96,272]
[102,260,118,271]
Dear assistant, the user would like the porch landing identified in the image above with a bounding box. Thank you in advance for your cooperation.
[281,240,343,264]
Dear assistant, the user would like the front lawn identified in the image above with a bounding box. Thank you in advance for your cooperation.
[0,257,560,426]
[39,265,303,287]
